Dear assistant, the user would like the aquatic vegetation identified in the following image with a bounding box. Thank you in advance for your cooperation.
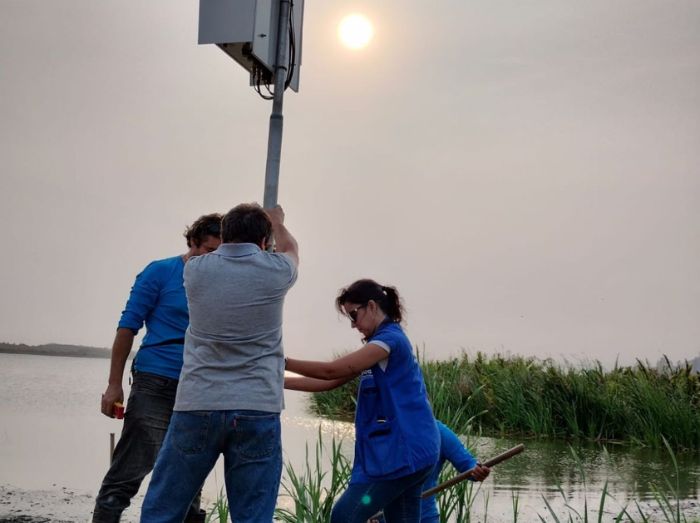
[538,441,696,523]
[265,431,698,522]
[309,352,700,450]
[274,428,351,523]
[205,487,229,523]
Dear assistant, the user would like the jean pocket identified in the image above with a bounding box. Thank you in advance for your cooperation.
[133,373,173,393]
[234,413,280,460]
[172,411,211,455]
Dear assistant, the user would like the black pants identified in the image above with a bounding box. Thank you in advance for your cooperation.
[92,372,205,523]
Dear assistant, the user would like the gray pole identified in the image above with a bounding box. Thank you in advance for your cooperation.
[263,0,291,210]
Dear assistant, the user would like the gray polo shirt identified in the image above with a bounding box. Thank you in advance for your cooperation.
[174,242,297,412]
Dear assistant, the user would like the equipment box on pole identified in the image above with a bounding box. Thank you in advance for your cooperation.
[198,0,303,92]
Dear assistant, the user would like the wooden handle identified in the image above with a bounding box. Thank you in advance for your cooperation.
[421,443,525,498]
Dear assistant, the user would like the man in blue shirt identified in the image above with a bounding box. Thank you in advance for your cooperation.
[92,213,222,523]
[420,421,490,522]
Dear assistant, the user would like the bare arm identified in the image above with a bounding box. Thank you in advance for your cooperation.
[266,205,299,267]
[285,374,357,392]
[285,343,388,380]
[100,327,135,417]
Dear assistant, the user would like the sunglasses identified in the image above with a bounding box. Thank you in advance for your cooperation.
[347,304,367,323]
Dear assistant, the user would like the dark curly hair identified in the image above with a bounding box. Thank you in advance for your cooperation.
[184,213,223,248]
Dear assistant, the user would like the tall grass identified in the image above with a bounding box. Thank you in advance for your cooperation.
[274,428,351,523]
[205,488,229,523]
[309,352,700,450]
[268,431,698,523]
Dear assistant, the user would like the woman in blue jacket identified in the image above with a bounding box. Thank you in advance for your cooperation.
[285,279,440,523]
[371,420,491,523]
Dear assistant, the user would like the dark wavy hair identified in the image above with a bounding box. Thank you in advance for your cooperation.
[184,213,223,248]
[335,279,405,323]
[221,203,272,245]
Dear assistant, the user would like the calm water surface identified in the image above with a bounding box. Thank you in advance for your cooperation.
[1,354,698,521]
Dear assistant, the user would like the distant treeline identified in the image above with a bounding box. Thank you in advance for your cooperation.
[311,351,700,451]
[0,341,113,358]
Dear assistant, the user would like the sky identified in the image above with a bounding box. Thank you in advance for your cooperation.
[0,0,698,368]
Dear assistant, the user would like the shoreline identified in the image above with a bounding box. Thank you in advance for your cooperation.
[2,483,699,523]
[0,346,120,360]
[0,485,141,523]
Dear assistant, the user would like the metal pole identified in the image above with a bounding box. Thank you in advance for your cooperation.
[263,0,291,211]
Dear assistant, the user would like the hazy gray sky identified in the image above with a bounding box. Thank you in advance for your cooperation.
[1,0,698,367]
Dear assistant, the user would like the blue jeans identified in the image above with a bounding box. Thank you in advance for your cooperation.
[92,372,204,523]
[331,465,433,523]
[140,410,282,523]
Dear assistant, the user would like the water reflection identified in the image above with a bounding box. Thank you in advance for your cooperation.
[475,437,700,502]
[291,386,700,520]
[1,353,698,522]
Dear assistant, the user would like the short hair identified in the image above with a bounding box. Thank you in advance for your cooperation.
[221,203,272,245]
[184,213,223,248]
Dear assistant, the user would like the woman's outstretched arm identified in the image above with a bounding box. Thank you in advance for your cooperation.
[284,374,358,392]
[285,343,387,380]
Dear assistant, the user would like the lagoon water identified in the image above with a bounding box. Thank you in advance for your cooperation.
[1,353,698,522]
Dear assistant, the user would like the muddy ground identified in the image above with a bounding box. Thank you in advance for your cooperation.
[0,486,140,523]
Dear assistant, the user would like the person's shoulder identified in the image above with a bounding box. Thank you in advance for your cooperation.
[369,322,405,344]
[375,321,406,339]
[145,255,182,269]
[183,252,215,277]
[265,251,299,273]
[138,256,180,277]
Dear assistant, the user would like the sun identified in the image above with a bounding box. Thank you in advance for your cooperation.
[338,14,374,50]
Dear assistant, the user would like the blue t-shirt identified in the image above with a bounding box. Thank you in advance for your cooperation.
[118,256,189,380]
[421,421,478,520]
[351,321,439,484]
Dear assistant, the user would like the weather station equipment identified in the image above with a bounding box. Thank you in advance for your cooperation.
[198,0,305,210]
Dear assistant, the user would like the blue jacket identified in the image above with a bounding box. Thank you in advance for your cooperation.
[351,321,439,484]
[118,256,189,380]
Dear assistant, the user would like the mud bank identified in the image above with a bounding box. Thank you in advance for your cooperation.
[0,485,140,523]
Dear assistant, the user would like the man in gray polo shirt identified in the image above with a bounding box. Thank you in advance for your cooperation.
[140,203,298,523]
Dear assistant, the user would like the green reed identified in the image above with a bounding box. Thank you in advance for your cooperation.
[274,428,351,523]
[268,430,698,522]
[309,352,700,450]
[205,487,229,523]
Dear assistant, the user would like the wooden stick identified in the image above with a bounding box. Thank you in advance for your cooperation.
[420,443,525,498]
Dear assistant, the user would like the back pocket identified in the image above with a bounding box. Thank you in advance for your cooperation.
[172,411,211,455]
[234,413,280,460]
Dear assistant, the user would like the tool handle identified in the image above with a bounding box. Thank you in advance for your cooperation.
[421,443,525,498]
